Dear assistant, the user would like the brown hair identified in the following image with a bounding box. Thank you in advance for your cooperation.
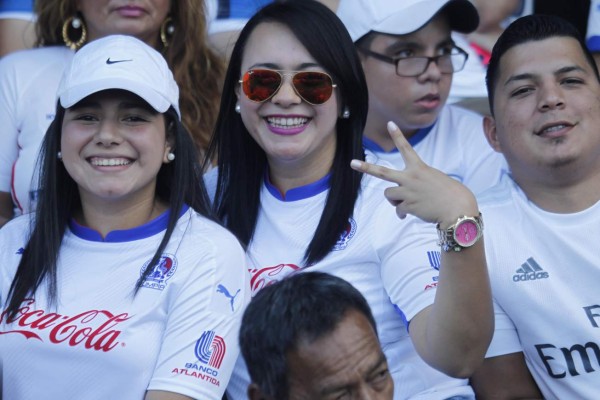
[34,0,224,159]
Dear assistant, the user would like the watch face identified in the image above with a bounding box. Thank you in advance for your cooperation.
[454,219,479,246]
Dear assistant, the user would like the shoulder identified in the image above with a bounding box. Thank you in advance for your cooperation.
[477,174,524,225]
[0,46,73,77]
[0,46,71,65]
[181,209,244,258]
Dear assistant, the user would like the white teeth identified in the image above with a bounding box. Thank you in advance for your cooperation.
[90,158,131,166]
[267,117,308,128]
[542,124,567,134]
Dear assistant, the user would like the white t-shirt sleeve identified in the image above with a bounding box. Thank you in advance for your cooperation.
[147,228,249,399]
[374,205,439,323]
[0,54,21,192]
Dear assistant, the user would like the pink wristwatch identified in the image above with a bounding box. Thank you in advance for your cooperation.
[437,213,483,252]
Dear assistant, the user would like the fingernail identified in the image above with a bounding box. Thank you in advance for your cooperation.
[387,121,398,131]
[350,159,362,169]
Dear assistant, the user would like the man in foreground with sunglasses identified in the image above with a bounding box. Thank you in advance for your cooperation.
[337,0,507,196]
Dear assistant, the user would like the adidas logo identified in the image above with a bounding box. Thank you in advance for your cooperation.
[512,257,549,282]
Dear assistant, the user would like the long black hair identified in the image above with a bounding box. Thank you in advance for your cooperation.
[4,100,215,318]
[205,0,368,266]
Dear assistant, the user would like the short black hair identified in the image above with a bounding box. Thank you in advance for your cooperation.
[486,14,600,116]
[240,272,377,400]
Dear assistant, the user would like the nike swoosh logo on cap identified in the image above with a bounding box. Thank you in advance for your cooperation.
[106,58,133,65]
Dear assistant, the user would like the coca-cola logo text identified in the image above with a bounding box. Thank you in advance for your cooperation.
[0,299,131,352]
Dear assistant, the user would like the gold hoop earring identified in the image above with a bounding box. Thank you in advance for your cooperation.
[160,17,174,47]
[62,14,87,50]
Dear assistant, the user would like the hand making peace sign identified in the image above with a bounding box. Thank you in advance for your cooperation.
[350,121,479,229]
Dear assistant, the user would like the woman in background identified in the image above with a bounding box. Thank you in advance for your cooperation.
[0,0,224,226]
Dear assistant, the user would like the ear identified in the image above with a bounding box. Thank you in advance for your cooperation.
[247,383,271,400]
[483,115,503,153]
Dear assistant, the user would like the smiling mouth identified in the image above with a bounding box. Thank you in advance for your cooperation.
[536,123,572,136]
[89,157,132,166]
[266,116,309,129]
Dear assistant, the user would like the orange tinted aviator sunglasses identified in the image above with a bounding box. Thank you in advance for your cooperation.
[240,69,337,105]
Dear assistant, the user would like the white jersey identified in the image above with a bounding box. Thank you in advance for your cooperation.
[0,46,74,215]
[448,34,488,105]
[0,207,250,400]
[364,105,507,196]
[587,0,600,52]
[214,158,476,400]
[479,173,600,399]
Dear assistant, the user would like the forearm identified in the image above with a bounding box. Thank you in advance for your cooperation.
[411,240,494,377]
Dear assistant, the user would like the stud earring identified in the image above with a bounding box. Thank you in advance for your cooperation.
[235,103,241,114]
[57,151,62,160]
[342,107,350,119]
[167,152,175,161]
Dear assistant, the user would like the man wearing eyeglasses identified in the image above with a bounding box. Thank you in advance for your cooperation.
[337,0,507,196]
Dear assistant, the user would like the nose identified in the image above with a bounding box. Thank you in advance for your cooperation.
[94,120,123,146]
[417,58,442,83]
[270,74,302,106]
[538,84,565,111]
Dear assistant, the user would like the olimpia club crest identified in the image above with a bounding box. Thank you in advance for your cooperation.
[333,218,357,251]
[140,254,177,290]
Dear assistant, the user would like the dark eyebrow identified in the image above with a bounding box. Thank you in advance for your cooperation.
[384,37,455,54]
[320,354,388,396]
[248,62,322,71]
[119,101,158,114]
[554,65,587,76]
[504,65,588,87]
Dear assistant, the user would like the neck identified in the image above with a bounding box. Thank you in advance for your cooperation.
[513,167,600,213]
[75,196,168,237]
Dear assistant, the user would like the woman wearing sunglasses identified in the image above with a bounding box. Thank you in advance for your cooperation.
[205,2,493,399]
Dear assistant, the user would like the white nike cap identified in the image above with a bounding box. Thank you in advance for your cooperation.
[337,0,479,42]
[58,34,181,118]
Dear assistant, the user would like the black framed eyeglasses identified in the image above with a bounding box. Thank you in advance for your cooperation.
[358,46,469,77]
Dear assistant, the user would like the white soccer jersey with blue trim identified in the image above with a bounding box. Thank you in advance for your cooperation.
[480,173,600,399]
[219,157,476,400]
[0,207,250,400]
[364,105,507,196]
[0,46,74,216]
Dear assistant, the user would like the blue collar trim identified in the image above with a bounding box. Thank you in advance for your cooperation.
[265,172,330,201]
[69,205,189,242]
[362,122,435,153]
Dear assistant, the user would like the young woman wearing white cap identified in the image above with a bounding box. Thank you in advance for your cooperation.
[0,35,248,400]
[0,0,225,228]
